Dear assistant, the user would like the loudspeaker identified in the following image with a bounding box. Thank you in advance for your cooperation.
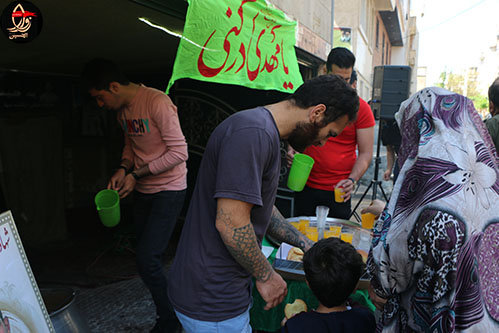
[371,65,411,120]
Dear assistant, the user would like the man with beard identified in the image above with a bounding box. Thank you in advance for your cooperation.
[82,59,187,333]
[168,75,359,332]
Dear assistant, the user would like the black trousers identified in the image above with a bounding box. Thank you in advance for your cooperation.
[294,185,351,219]
[133,189,186,329]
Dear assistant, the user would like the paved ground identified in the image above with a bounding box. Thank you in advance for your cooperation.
[35,127,394,332]
[75,276,157,332]
[32,228,177,332]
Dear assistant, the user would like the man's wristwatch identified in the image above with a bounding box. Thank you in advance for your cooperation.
[131,171,140,180]
[348,177,357,187]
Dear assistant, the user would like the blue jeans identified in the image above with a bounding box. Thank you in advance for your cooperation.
[133,189,186,329]
[174,307,252,333]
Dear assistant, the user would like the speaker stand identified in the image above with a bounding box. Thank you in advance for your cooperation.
[349,119,389,220]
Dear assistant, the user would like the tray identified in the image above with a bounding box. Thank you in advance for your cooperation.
[273,216,372,289]
[285,216,372,250]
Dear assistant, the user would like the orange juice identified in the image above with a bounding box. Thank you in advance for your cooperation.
[334,187,344,203]
[304,226,316,234]
[340,232,353,244]
[361,213,376,230]
[298,219,310,233]
[304,226,318,241]
[328,225,342,237]
[324,230,335,238]
[306,230,318,242]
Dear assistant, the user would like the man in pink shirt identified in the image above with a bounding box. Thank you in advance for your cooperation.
[82,59,188,333]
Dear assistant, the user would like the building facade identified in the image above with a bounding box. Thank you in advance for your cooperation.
[271,0,333,80]
[333,0,419,99]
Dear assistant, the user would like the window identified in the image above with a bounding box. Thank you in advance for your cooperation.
[361,0,374,44]
[376,18,379,49]
[382,34,385,64]
[360,1,367,33]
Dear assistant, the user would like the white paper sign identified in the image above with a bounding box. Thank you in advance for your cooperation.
[0,211,54,332]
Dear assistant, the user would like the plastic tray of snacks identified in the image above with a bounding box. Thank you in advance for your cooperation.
[273,217,371,289]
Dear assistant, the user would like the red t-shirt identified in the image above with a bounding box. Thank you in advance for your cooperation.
[303,97,375,190]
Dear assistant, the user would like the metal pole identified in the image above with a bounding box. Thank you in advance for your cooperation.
[371,119,383,201]
[331,0,335,46]
[349,118,389,219]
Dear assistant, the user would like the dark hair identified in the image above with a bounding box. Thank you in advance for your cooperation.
[326,47,356,72]
[81,58,130,91]
[349,69,358,86]
[290,74,359,124]
[489,77,499,109]
[303,237,365,308]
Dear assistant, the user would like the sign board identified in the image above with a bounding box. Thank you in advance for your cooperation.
[0,211,54,332]
[333,27,352,50]
[167,0,304,94]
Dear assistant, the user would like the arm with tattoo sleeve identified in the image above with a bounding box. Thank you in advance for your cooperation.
[215,198,287,309]
[267,206,314,252]
[216,200,273,281]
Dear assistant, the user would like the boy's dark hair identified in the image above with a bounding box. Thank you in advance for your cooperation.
[81,58,130,91]
[290,74,359,125]
[303,237,365,308]
[489,77,499,109]
[349,69,358,86]
[326,47,356,72]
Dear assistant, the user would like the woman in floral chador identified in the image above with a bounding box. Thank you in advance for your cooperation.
[368,87,499,332]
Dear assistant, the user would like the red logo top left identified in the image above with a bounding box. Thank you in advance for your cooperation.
[1,1,43,43]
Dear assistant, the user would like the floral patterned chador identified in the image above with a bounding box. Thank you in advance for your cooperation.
[368,87,499,332]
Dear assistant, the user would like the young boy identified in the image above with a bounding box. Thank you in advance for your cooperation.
[282,237,376,332]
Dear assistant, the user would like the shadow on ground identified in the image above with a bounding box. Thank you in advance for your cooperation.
[26,208,183,332]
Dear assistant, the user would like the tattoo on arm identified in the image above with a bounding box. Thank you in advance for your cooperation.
[267,206,314,251]
[217,208,273,282]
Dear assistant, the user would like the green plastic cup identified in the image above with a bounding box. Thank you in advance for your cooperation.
[287,153,315,192]
[94,189,120,227]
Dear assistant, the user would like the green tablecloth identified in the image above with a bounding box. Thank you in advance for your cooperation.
[250,237,375,332]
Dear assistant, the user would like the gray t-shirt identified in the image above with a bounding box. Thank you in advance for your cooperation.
[168,107,281,321]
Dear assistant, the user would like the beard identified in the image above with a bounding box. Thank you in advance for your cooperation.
[287,121,322,153]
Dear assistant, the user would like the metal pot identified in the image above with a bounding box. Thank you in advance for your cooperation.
[41,287,90,333]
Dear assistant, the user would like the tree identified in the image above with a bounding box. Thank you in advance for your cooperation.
[446,73,464,95]
[436,71,464,94]
[437,71,447,88]
[466,75,480,97]
[435,69,488,116]
[470,95,489,115]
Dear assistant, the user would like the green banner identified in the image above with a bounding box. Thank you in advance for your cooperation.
[167,0,303,93]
